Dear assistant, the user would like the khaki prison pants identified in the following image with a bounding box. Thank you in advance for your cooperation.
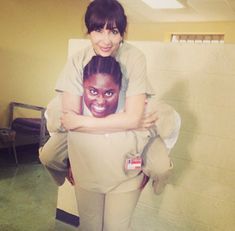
[75,181,142,231]
[39,132,68,186]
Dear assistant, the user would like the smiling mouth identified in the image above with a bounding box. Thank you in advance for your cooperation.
[91,105,106,113]
[100,47,112,52]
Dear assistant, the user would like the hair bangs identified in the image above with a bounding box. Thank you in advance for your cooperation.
[88,13,120,33]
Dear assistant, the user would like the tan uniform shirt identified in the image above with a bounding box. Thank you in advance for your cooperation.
[56,42,154,193]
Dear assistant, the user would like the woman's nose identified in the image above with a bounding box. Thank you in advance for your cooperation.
[96,95,105,104]
[101,32,111,44]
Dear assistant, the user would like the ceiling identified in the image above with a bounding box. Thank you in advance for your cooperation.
[119,0,235,23]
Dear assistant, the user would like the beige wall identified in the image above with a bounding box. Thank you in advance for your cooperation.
[1,0,235,126]
[128,21,235,42]
[134,42,235,231]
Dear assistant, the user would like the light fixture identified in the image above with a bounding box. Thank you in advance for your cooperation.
[142,0,185,9]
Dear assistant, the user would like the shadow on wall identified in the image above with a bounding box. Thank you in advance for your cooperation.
[161,80,198,187]
[133,80,198,230]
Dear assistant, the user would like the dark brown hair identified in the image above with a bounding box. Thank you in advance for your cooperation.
[83,55,122,87]
[85,0,127,36]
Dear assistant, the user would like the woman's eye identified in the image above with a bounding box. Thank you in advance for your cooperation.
[105,91,113,97]
[90,89,98,95]
[94,28,102,33]
[112,29,119,35]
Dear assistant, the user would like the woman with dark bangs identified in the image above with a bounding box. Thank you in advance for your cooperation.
[40,1,178,230]
[41,0,156,189]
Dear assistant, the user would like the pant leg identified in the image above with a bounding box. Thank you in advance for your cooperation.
[103,188,142,231]
[74,186,104,231]
[142,137,173,194]
[39,132,68,186]
[73,185,141,231]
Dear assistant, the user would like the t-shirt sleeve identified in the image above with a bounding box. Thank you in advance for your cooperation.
[125,50,155,97]
[55,55,84,96]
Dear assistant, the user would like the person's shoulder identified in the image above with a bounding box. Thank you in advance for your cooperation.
[68,45,95,69]
[118,41,145,63]
[123,41,144,54]
[70,45,93,61]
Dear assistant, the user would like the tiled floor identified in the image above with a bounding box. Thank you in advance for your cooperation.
[0,146,77,231]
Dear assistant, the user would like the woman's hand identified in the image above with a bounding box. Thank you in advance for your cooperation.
[66,160,75,185]
[61,112,82,131]
[66,165,75,185]
[140,173,150,189]
[139,111,158,129]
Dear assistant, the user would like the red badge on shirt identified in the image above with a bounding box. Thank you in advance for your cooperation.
[125,156,142,171]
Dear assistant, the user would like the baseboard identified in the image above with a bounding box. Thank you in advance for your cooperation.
[56,208,80,227]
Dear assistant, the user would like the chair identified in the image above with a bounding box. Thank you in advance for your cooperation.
[9,102,49,149]
[0,128,18,165]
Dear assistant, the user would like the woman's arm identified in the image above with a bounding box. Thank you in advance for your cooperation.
[62,91,82,115]
[61,91,150,133]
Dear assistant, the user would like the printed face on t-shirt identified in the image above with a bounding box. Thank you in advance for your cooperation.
[83,73,120,118]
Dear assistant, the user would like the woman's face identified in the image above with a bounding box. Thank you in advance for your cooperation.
[89,24,123,57]
[83,73,120,118]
